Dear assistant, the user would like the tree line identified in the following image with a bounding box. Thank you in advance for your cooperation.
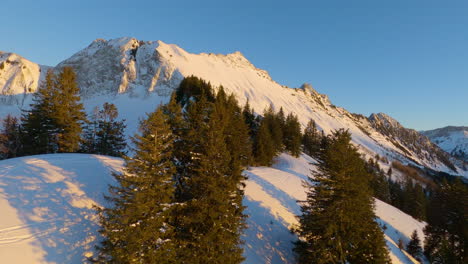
[0,67,126,159]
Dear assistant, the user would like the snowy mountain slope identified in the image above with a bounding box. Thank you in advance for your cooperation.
[0,153,425,264]
[244,153,425,264]
[0,37,465,177]
[421,126,468,162]
[0,154,123,264]
[0,52,49,105]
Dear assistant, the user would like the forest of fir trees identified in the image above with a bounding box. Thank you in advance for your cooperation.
[0,71,466,263]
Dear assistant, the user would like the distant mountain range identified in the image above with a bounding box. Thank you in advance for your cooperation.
[0,37,466,177]
[422,126,468,162]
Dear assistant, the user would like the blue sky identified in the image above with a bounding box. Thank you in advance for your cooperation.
[1,0,466,130]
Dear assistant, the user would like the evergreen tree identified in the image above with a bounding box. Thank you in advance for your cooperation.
[263,105,283,153]
[53,67,87,152]
[424,178,467,263]
[406,230,423,261]
[0,114,22,159]
[21,67,86,154]
[294,129,390,263]
[94,103,126,157]
[242,99,258,138]
[173,87,247,264]
[94,107,177,263]
[21,69,57,154]
[283,112,302,157]
[302,119,321,157]
[253,119,275,166]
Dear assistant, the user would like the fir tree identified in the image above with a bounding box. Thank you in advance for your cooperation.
[283,112,302,157]
[0,114,22,159]
[21,69,57,154]
[95,103,126,156]
[424,178,467,263]
[406,230,423,261]
[94,107,177,263]
[21,67,86,154]
[53,67,87,152]
[294,129,390,263]
[253,119,275,166]
[173,87,247,264]
[302,119,321,157]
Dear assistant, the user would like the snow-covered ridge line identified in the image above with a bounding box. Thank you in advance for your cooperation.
[0,37,466,177]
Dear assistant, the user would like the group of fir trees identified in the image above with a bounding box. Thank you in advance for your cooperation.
[250,105,302,166]
[424,178,467,263]
[365,158,428,221]
[81,102,127,156]
[0,67,126,158]
[95,76,251,263]
[294,129,391,263]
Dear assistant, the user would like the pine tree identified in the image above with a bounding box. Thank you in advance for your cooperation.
[0,114,22,159]
[94,107,177,263]
[294,129,390,263]
[406,230,422,260]
[283,112,302,157]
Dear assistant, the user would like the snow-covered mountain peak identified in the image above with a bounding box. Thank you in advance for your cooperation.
[0,52,48,96]
[422,126,468,162]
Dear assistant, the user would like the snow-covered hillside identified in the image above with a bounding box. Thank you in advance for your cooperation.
[0,153,425,264]
[0,37,465,177]
[422,126,468,162]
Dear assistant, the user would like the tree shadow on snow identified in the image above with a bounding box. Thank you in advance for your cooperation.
[0,154,118,263]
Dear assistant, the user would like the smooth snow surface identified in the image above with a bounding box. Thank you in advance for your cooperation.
[0,153,426,263]
[0,154,123,263]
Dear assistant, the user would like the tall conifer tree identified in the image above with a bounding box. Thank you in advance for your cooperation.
[294,129,390,263]
[94,107,177,263]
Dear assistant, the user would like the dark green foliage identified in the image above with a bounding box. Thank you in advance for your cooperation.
[294,129,390,263]
[171,86,248,264]
[21,67,86,154]
[0,114,22,159]
[94,107,177,263]
[406,230,422,261]
[21,70,58,154]
[242,100,258,138]
[82,103,127,157]
[424,178,467,263]
[253,120,275,166]
[302,119,321,157]
[366,158,391,204]
[175,75,215,106]
[263,105,283,153]
[283,113,302,157]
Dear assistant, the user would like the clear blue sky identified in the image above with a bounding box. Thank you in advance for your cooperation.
[1,0,466,130]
